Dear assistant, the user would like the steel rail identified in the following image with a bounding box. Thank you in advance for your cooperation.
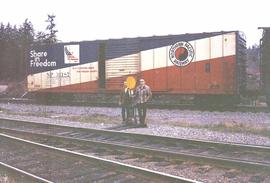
[1,127,269,173]
[0,162,53,183]
[0,116,269,153]
[0,133,201,183]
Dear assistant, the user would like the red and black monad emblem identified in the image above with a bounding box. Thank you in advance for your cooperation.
[169,41,194,67]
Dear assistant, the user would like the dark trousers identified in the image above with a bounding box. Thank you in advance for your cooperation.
[137,103,147,124]
[121,105,130,122]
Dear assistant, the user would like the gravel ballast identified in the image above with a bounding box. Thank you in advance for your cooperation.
[0,103,269,146]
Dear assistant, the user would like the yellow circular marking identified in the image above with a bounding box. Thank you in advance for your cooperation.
[126,76,136,89]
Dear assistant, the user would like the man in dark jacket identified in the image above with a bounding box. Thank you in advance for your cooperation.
[119,81,133,124]
[135,79,152,127]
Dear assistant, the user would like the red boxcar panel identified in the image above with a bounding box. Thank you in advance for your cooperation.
[181,63,196,92]
[210,58,223,93]
[195,60,210,91]
[153,67,168,91]
[223,56,236,94]
[141,55,236,94]
[141,70,154,90]
[167,66,181,91]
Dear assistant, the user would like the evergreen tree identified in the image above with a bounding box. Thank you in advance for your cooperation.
[18,19,35,78]
[35,14,58,44]
[0,15,57,81]
[45,14,58,43]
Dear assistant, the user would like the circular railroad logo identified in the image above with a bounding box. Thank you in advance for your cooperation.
[169,41,194,67]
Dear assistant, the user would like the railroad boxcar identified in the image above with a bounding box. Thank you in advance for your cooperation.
[27,31,246,105]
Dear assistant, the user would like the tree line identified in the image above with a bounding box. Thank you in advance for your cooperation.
[0,15,58,82]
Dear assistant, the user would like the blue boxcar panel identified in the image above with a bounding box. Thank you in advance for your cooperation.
[28,31,233,75]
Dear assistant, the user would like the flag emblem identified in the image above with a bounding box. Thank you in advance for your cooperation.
[64,45,80,64]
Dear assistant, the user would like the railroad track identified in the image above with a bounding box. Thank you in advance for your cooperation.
[0,133,196,183]
[0,117,269,182]
[0,161,52,183]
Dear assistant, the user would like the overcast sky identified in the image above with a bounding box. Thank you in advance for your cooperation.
[1,0,268,46]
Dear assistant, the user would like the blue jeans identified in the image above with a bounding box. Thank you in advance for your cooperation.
[137,103,147,124]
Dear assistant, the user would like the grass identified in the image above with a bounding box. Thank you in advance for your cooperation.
[0,174,16,183]
[1,109,121,125]
[55,114,121,124]
[170,120,270,138]
[208,122,270,138]
[203,122,270,138]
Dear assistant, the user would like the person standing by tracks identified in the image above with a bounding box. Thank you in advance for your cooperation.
[119,81,133,124]
[135,79,152,127]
